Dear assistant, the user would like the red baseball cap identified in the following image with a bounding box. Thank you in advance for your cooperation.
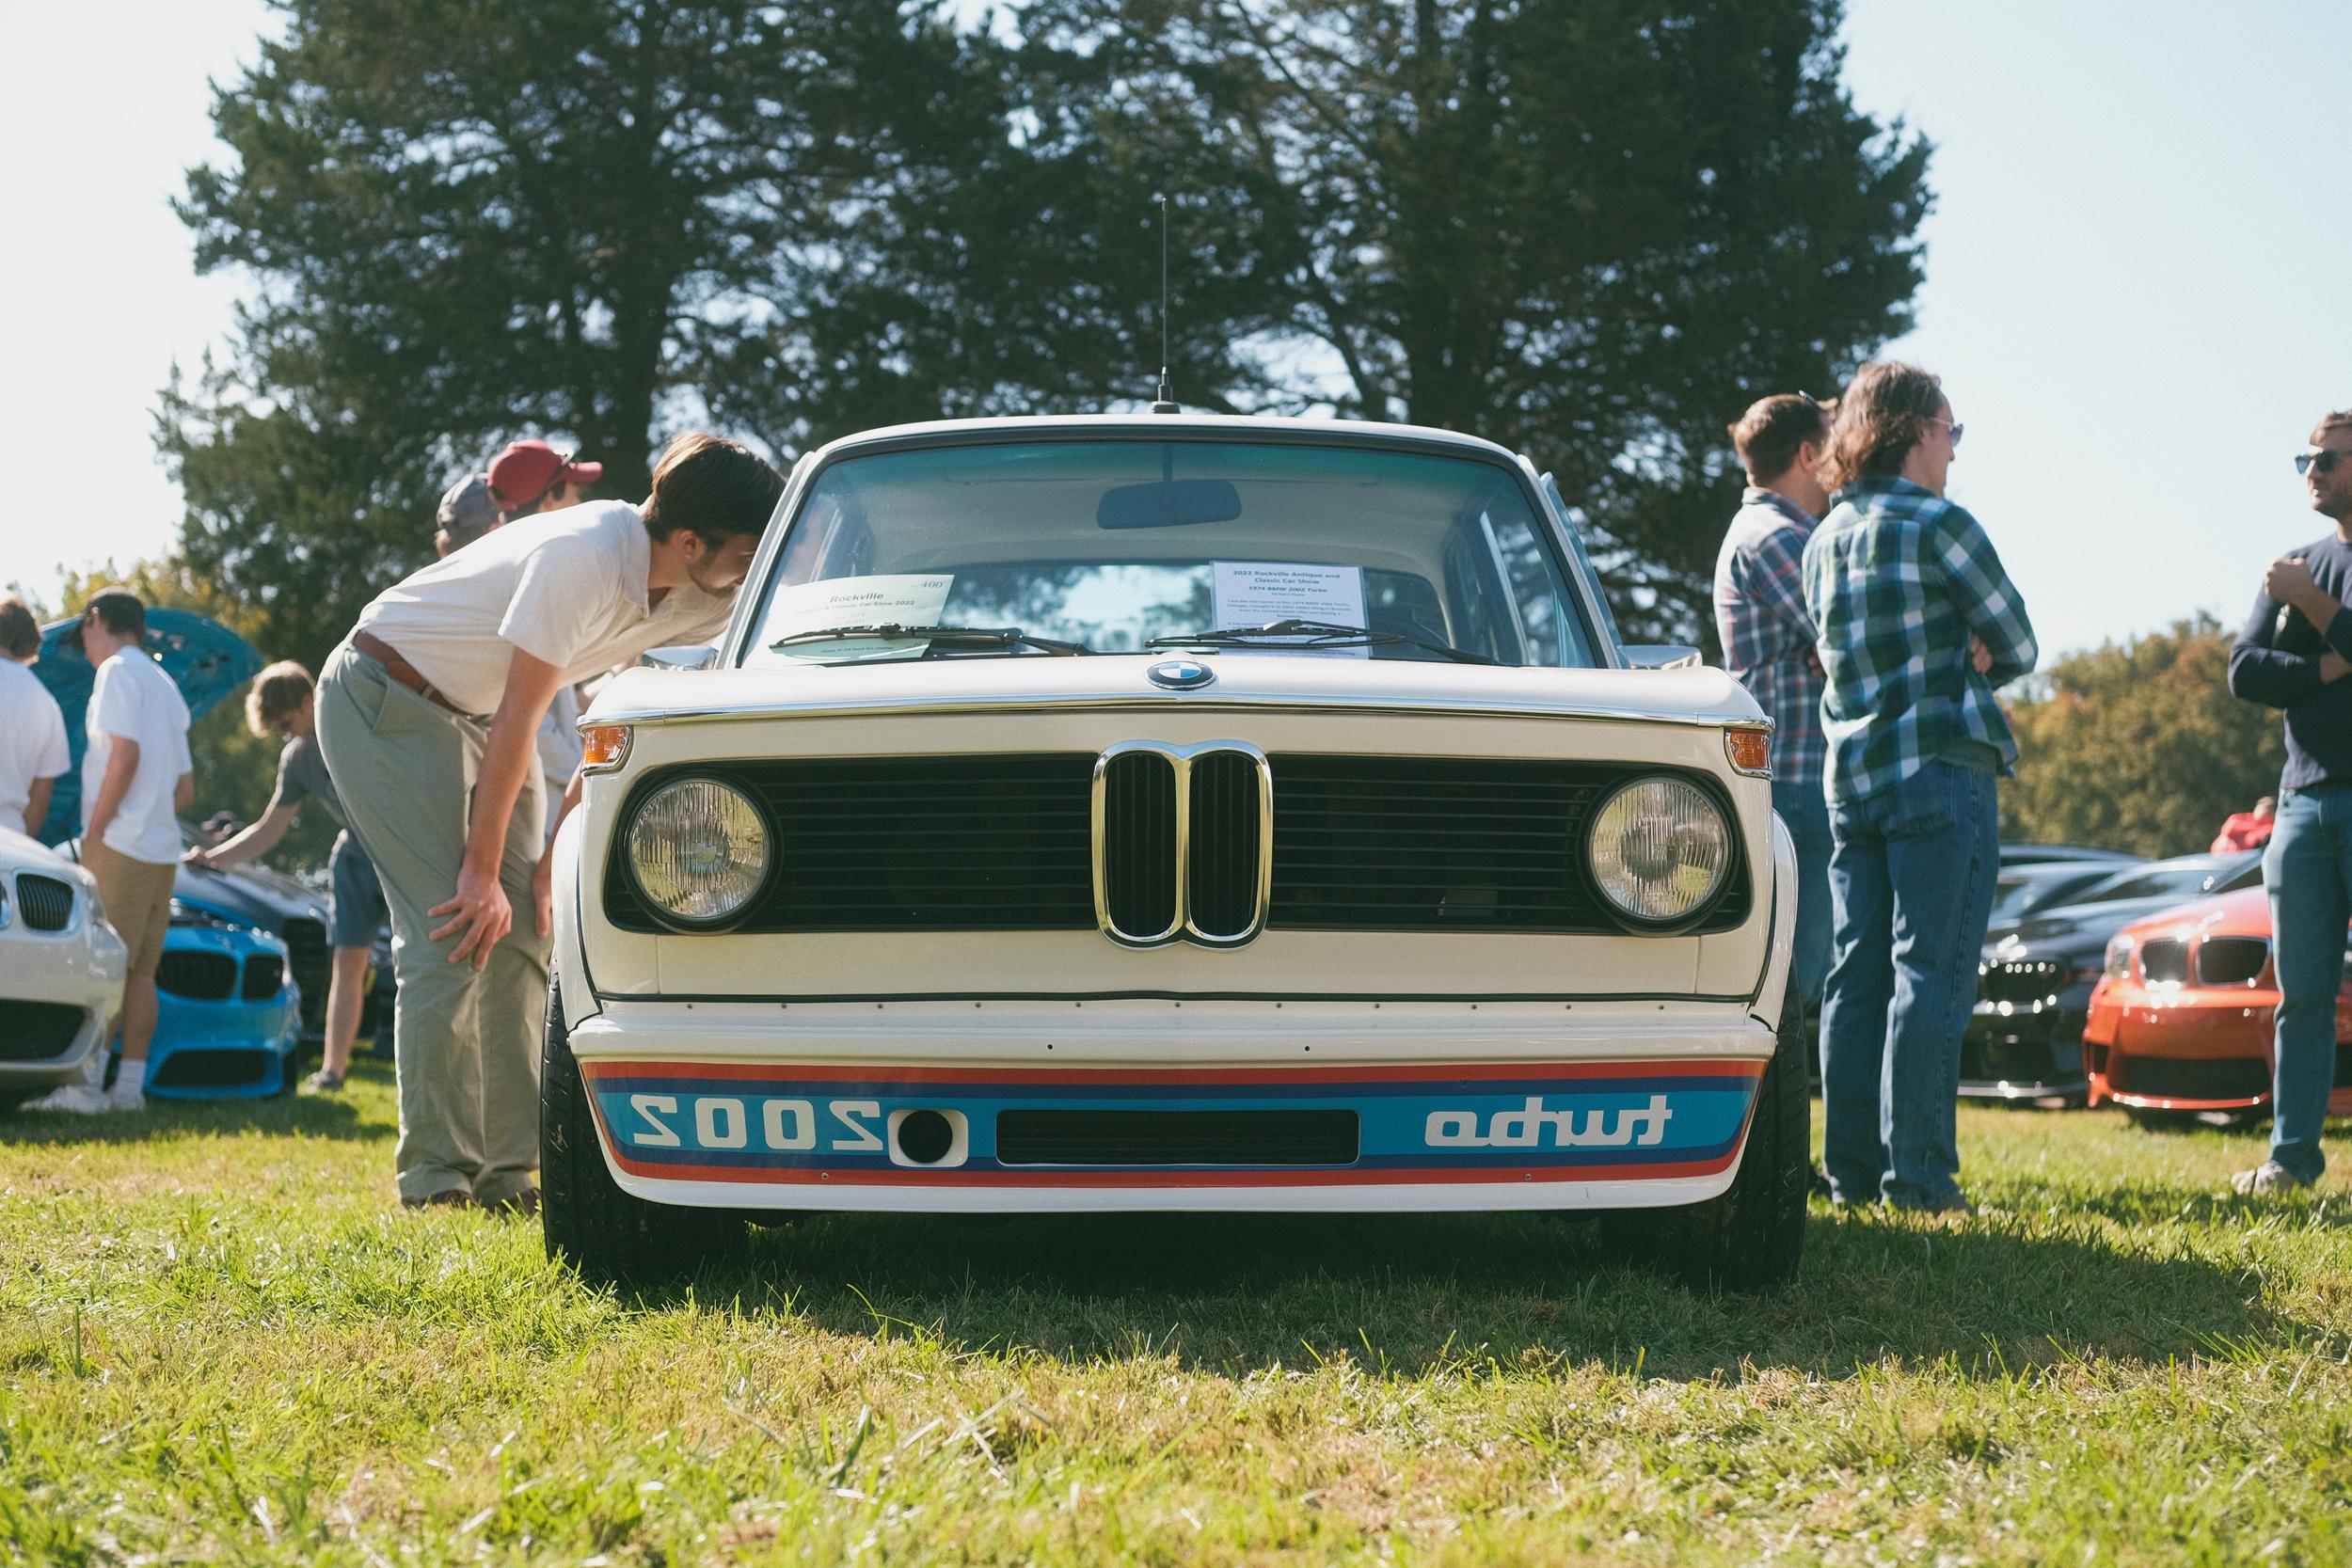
[487,440,604,511]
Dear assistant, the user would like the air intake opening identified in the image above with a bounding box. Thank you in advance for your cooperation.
[995,1108,1359,1166]
[896,1109,955,1164]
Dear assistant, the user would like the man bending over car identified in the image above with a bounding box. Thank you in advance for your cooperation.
[315,433,784,1212]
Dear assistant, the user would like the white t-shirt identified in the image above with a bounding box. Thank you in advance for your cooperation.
[353,501,737,715]
[0,658,71,834]
[83,647,194,864]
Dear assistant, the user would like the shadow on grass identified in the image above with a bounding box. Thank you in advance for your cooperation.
[615,1199,2315,1383]
[0,1087,388,1147]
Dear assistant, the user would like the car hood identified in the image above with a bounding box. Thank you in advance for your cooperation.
[585,651,1766,731]
[2110,885,2272,945]
[176,857,326,931]
[0,823,89,883]
[32,610,262,844]
[1987,895,2207,961]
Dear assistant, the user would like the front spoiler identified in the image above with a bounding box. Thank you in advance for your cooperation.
[570,1029,1773,1213]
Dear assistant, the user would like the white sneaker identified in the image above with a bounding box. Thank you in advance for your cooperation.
[20,1084,123,1115]
[2231,1161,2312,1196]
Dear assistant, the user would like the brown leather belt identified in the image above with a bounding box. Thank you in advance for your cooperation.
[352,629,477,719]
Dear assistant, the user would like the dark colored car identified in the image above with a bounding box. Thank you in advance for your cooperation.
[1997,843,2140,868]
[1964,851,2265,1101]
[1986,858,2145,931]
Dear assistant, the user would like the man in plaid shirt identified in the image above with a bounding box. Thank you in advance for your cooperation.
[1714,393,1834,1020]
[1802,361,2037,1212]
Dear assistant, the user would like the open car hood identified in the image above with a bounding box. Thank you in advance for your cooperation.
[32,609,262,844]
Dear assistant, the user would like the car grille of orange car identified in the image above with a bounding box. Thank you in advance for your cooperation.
[2138,939,2189,984]
[2195,937,2268,987]
[601,754,1750,937]
[2110,1053,2268,1100]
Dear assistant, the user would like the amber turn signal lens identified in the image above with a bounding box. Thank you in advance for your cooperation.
[1724,728,1772,777]
[581,723,632,773]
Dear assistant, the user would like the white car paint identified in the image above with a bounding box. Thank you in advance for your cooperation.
[0,827,126,1096]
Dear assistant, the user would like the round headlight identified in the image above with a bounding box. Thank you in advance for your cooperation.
[625,777,771,928]
[1586,775,1733,927]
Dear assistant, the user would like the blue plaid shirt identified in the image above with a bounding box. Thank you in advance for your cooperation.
[1713,487,1825,789]
[1801,476,2038,804]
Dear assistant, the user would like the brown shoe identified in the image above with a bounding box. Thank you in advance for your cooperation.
[474,1186,540,1217]
[400,1189,471,1210]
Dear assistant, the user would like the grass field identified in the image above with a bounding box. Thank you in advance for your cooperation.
[5,1060,2349,1566]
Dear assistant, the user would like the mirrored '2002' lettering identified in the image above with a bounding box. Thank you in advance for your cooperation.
[626,1094,883,1153]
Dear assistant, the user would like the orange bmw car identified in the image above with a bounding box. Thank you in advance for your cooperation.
[2083,886,2352,1123]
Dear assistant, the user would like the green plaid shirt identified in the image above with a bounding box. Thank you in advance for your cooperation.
[1801,476,2038,803]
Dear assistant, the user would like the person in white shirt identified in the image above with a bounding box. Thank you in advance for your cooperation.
[434,451,600,847]
[24,590,193,1115]
[315,431,783,1211]
[0,596,71,838]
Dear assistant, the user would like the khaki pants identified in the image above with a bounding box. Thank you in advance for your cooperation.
[84,838,176,978]
[315,643,548,1204]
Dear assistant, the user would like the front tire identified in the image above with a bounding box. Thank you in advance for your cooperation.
[1599,994,1809,1292]
[541,973,744,1284]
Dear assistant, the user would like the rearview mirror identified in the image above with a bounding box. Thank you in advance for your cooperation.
[1096,479,1243,530]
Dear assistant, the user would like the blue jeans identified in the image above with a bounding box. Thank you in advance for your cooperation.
[2262,788,2350,1184]
[1773,777,1835,1019]
[1820,759,2000,1208]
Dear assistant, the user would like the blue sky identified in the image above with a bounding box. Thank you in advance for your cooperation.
[5,0,2347,661]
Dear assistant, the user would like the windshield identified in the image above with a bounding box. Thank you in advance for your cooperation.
[743,438,1599,667]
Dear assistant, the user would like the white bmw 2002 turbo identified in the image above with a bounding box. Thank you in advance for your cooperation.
[545,415,1802,1289]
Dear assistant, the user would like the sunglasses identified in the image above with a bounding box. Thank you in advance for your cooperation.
[2296,449,2348,477]
[1928,415,1964,449]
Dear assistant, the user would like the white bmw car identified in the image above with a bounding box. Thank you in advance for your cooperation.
[545,414,1802,1289]
[0,827,126,1104]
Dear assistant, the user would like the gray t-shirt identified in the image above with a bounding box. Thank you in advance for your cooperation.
[266,734,346,830]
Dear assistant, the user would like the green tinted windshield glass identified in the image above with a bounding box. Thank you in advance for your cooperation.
[744,438,1597,667]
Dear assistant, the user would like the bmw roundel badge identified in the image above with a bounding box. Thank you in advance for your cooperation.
[1147,658,1216,690]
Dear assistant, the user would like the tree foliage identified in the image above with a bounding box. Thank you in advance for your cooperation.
[1999,616,2285,860]
[163,0,1930,662]
[913,0,1934,637]
[164,0,981,669]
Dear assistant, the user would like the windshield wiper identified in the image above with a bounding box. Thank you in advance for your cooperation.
[769,624,1090,657]
[1145,618,1496,665]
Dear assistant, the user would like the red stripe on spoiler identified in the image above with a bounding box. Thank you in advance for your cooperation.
[580,1058,1765,1088]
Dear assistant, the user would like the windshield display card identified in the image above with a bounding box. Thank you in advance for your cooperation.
[1210,562,1371,657]
[765,573,955,660]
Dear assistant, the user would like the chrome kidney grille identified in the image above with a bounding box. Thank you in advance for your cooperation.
[1091,742,1273,947]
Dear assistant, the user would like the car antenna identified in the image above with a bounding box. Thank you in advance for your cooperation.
[1152,193,1181,415]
